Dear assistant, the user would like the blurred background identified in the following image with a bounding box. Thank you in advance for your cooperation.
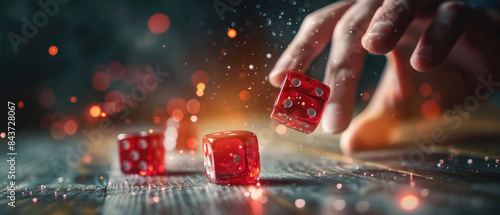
[1,0,500,162]
[0,0,386,157]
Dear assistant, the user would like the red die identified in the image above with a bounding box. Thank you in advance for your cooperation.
[203,130,260,184]
[117,132,165,175]
[271,72,330,133]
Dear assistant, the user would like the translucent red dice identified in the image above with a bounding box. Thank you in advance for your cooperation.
[117,132,165,175]
[203,130,260,184]
[271,72,330,133]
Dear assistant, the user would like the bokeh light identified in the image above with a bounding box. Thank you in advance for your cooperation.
[63,120,78,135]
[227,29,237,38]
[294,199,305,208]
[148,13,170,34]
[48,46,58,55]
[421,100,440,120]
[190,115,198,122]
[101,112,107,117]
[82,155,93,164]
[186,99,201,114]
[104,90,125,114]
[70,96,77,103]
[106,61,124,80]
[90,105,101,118]
[239,72,245,80]
[172,109,184,122]
[39,88,56,108]
[276,124,287,135]
[361,92,370,101]
[186,137,198,149]
[191,70,209,86]
[152,108,166,124]
[92,72,110,91]
[419,83,432,97]
[196,90,204,97]
[166,97,186,114]
[18,101,24,108]
[239,90,250,101]
[197,83,205,91]
[50,122,65,140]
[400,195,419,211]
[0,132,5,138]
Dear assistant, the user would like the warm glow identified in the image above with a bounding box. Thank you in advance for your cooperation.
[166,97,187,114]
[90,106,101,118]
[239,90,250,101]
[172,109,184,122]
[148,13,170,34]
[294,199,306,208]
[197,83,206,91]
[0,132,5,138]
[101,112,107,117]
[149,129,153,133]
[419,83,432,97]
[227,29,237,38]
[70,96,77,103]
[63,120,78,135]
[18,101,24,108]
[400,195,419,211]
[49,46,58,55]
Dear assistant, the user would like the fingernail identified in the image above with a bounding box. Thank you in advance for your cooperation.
[415,45,433,62]
[322,103,347,134]
[366,21,393,38]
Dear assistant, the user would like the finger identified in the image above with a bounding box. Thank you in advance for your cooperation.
[410,1,472,72]
[322,0,383,134]
[362,0,435,55]
[269,1,354,87]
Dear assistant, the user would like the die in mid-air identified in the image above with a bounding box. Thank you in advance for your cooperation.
[271,72,330,133]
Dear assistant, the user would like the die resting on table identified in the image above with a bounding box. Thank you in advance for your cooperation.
[203,130,260,184]
[118,132,165,175]
[271,72,331,134]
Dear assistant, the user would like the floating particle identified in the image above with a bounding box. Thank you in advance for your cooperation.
[467,159,473,164]
[336,183,342,189]
[239,90,251,101]
[0,132,5,138]
[70,96,77,103]
[18,101,24,108]
[266,53,272,58]
[32,198,38,203]
[48,46,58,55]
[439,159,444,164]
[249,65,254,70]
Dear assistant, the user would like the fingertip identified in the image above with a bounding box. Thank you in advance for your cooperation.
[321,103,350,134]
[410,53,435,72]
[361,34,393,55]
[268,71,287,88]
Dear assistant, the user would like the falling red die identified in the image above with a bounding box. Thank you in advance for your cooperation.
[117,132,165,175]
[270,72,330,133]
[203,130,260,184]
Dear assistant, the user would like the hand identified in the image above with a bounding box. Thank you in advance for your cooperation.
[269,0,500,153]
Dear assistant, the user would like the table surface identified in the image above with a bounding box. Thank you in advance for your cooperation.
[1,129,500,215]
